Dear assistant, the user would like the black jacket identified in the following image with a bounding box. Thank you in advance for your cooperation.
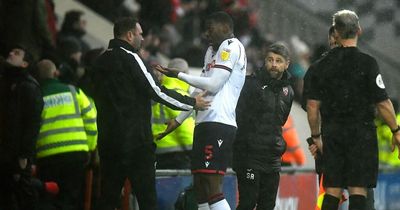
[0,65,43,171]
[233,68,294,172]
[92,39,196,159]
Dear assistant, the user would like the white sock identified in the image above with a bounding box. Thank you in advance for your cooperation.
[198,202,210,210]
[209,199,231,210]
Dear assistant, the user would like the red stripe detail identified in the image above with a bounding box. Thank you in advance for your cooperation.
[213,64,232,72]
[191,169,225,175]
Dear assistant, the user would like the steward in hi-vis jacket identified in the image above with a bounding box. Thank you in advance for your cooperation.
[36,59,97,209]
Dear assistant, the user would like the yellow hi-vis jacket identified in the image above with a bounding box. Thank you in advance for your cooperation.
[36,79,97,159]
[152,77,194,154]
[375,114,400,167]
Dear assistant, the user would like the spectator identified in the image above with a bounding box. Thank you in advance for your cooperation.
[0,0,54,60]
[288,35,310,102]
[376,98,400,168]
[44,0,57,45]
[305,10,400,210]
[91,17,209,210]
[303,26,337,110]
[281,115,306,166]
[137,0,175,31]
[35,59,97,210]
[77,48,104,207]
[77,47,105,99]
[234,42,293,210]
[56,37,83,85]
[58,10,90,54]
[0,46,43,210]
[78,0,128,22]
[140,26,170,68]
[152,58,195,169]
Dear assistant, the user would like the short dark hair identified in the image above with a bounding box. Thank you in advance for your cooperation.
[206,11,234,32]
[113,17,138,38]
[12,44,34,66]
[267,42,290,61]
[332,10,360,39]
[61,10,84,32]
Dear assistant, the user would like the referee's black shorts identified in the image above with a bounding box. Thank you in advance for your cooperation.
[191,122,236,175]
[322,122,378,188]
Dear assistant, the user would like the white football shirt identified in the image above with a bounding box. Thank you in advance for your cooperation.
[195,38,247,127]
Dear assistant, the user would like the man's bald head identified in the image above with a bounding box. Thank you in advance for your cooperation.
[168,58,189,74]
[37,59,58,80]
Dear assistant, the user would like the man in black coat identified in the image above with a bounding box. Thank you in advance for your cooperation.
[92,17,209,210]
[0,46,44,210]
[305,10,400,210]
[234,42,294,210]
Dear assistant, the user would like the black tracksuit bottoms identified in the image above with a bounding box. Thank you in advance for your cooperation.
[236,169,280,210]
[96,144,157,210]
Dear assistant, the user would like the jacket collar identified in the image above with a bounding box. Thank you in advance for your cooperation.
[256,67,290,86]
[3,65,29,78]
[108,38,137,53]
[41,78,59,85]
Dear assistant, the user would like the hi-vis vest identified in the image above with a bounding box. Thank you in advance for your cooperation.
[152,77,194,154]
[375,114,400,167]
[36,80,97,159]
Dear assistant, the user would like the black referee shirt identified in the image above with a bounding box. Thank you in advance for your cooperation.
[304,47,388,123]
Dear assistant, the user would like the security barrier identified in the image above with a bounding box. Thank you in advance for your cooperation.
[118,167,400,210]
[155,168,317,210]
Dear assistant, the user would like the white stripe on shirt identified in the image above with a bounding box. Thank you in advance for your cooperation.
[120,47,193,111]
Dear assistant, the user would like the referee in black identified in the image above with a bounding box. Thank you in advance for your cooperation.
[305,10,400,210]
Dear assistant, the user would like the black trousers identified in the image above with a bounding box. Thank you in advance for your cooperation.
[0,162,38,210]
[96,144,157,210]
[37,152,87,210]
[236,169,280,210]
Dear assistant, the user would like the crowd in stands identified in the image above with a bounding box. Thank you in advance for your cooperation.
[0,1,304,208]
[0,0,318,101]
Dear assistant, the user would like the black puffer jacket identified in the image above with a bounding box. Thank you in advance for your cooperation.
[233,67,294,173]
